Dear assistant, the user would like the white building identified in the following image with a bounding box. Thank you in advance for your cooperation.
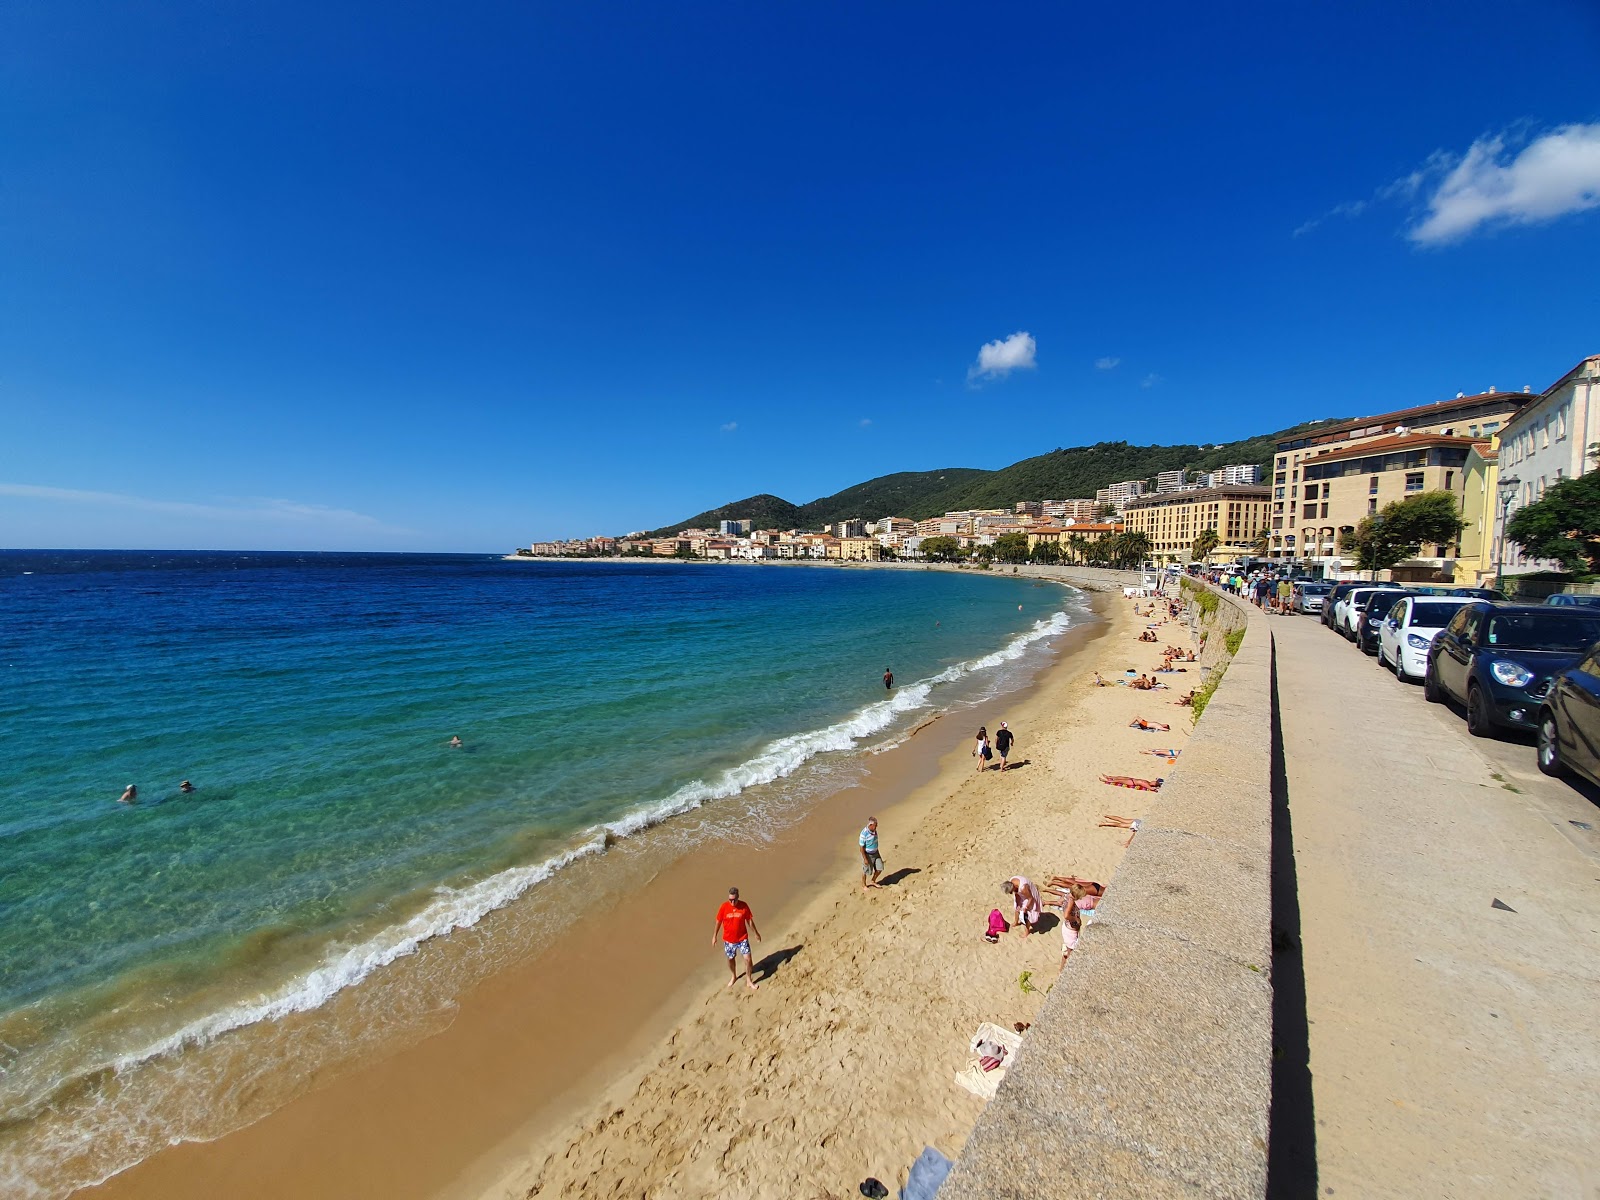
[1495,354,1600,576]
[1201,464,1263,486]
[1155,469,1188,492]
[1095,480,1148,506]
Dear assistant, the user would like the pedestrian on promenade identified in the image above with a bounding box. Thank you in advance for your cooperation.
[973,726,992,772]
[859,817,883,891]
[994,721,1015,771]
[714,886,762,991]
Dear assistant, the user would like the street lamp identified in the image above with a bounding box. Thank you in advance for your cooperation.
[1494,474,1521,595]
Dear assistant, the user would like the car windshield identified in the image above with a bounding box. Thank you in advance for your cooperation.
[1360,590,1403,612]
[1300,584,1331,595]
[1484,612,1600,652]
[1408,600,1467,629]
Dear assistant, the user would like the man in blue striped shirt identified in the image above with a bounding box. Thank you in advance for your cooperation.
[859,818,884,891]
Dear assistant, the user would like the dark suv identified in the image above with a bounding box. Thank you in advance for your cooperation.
[1425,603,1600,737]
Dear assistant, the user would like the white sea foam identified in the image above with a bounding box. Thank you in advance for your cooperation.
[8,593,1081,1185]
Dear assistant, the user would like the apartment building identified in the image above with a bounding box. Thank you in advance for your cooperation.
[1024,522,1124,555]
[1043,499,1102,521]
[1268,389,1531,560]
[1095,480,1148,506]
[838,536,881,561]
[719,519,751,536]
[1121,485,1271,563]
[1298,433,1480,563]
[1201,464,1262,486]
[1155,469,1189,492]
[1454,439,1500,586]
[833,519,868,538]
[1013,501,1043,518]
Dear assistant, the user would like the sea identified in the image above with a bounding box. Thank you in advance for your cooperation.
[0,550,1086,1196]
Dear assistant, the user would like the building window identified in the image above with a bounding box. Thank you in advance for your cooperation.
[1369,476,1379,495]
[1541,421,1550,449]
[1302,503,1317,519]
[1444,471,1453,490]
[1405,472,1424,492]
[1275,472,1286,484]
[1320,502,1329,518]
[1276,457,1287,469]
[1368,497,1378,514]
[1274,487,1284,499]
[1556,406,1567,439]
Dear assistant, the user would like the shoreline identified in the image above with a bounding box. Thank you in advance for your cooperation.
[78,581,1122,1200]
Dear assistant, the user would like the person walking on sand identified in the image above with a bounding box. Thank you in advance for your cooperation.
[859,817,884,891]
[714,886,762,991]
[883,667,894,690]
[994,721,1015,771]
[972,726,992,772]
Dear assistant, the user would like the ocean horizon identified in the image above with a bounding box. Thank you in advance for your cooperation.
[0,550,1084,1197]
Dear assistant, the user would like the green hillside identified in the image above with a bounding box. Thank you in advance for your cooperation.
[646,419,1342,535]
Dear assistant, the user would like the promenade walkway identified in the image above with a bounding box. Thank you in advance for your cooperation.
[1272,610,1600,1199]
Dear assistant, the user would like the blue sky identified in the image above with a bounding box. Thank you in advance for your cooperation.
[3,1,1598,550]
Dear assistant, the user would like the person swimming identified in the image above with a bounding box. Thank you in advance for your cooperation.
[118,784,137,804]
[448,736,463,748]
[179,780,195,793]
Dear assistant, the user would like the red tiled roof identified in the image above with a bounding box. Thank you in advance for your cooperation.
[1312,432,1487,464]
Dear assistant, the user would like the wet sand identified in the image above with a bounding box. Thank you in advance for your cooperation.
[85,588,1195,1200]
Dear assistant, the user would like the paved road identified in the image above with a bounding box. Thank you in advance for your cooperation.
[1271,610,1600,1200]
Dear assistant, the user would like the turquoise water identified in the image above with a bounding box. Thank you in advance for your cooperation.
[0,551,1080,1194]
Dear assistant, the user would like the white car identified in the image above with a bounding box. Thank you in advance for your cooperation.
[1335,586,1403,639]
[1377,596,1471,680]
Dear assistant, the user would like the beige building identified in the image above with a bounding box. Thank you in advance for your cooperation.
[1298,433,1481,564]
[1268,389,1531,560]
[1024,521,1123,556]
[838,536,881,561]
[1121,486,1270,563]
[1454,438,1500,586]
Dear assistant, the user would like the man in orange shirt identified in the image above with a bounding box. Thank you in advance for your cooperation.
[714,886,762,991]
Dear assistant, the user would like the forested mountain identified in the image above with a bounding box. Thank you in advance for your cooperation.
[646,420,1342,536]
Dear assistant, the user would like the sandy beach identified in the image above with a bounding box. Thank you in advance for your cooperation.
[476,586,1195,1199]
[84,583,1198,1200]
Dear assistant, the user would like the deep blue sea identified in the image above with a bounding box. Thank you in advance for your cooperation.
[0,550,1082,1195]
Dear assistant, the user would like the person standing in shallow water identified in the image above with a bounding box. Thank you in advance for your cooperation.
[714,887,762,991]
[883,667,893,689]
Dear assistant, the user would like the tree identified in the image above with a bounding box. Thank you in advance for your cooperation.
[1065,534,1089,565]
[1250,528,1270,556]
[1192,527,1221,562]
[1506,470,1600,575]
[993,532,1030,563]
[1117,530,1152,568]
[1339,490,1465,579]
[919,536,964,562]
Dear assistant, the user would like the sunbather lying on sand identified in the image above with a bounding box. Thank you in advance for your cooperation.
[1099,812,1144,846]
[1128,718,1170,731]
[1100,776,1162,791]
[1141,748,1180,761]
[1175,690,1196,707]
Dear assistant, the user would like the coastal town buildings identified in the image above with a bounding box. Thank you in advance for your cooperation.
[1268,388,1531,563]
[1095,480,1148,507]
[1490,354,1600,578]
[1121,485,1271,564]
[1042,499,1103,521]
[1201,464,1263,486]
[1024,521,1124,556]
[1155,469,1189,492]
[1298,432,1479,566]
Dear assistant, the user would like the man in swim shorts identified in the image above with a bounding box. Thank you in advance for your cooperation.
[714,887,762,991]
[859,817,884,891]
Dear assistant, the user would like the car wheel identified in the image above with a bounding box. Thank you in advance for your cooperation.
[1465,685,1496,738]
[1536,710,1566,778]
[1423,662,1443,702]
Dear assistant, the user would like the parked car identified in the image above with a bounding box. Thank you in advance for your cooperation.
[1323,583,1360,628]
[1294,582,1333,614]
[1449,587,1508,600]
[1546,593,1600,608]
[1357,589,1415,655]
[1377,596,1470,681]
[1335,586,1405,641]
[1425,603,1600,737]
[1537,641,1600,785]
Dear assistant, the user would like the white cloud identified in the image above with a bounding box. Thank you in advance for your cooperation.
[1407,124,1600,244]
[1094,356,1121,371]
[0,482,408,532]
[720,421,738,432]
[967,331,1037,384]
[1140,373,1162,389]
[859,418,873,428]
[1292,200,1369,238]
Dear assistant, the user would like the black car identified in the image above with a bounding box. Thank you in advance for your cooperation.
[1323,583,1360,629]
[1542,640,1600,790]
[1538,641,1600,786]
[1357,589,1414,655]
[1449,587,1508,600]
[1425,603,1600,737]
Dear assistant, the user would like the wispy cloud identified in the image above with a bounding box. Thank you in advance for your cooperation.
[1140,373,1162,389]
[0,483,410,532]
[1094,356,1121,371]
[967,331,1037,385]
[720,421,738,432]
[1294,123,1600,245]
[858,418,873,428]
[1407,124,1600,244]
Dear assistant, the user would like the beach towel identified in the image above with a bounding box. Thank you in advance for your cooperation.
[900,1147,953,1200]
[954,1022,1023,1100]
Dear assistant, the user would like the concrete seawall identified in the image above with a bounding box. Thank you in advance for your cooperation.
[939,579,1273,1199]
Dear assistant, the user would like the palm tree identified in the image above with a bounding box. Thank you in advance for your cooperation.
[1250,527,1270,556]
[1192,527,1221,562]
[1117,530,1151,569]
[1065,534,1088,565]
